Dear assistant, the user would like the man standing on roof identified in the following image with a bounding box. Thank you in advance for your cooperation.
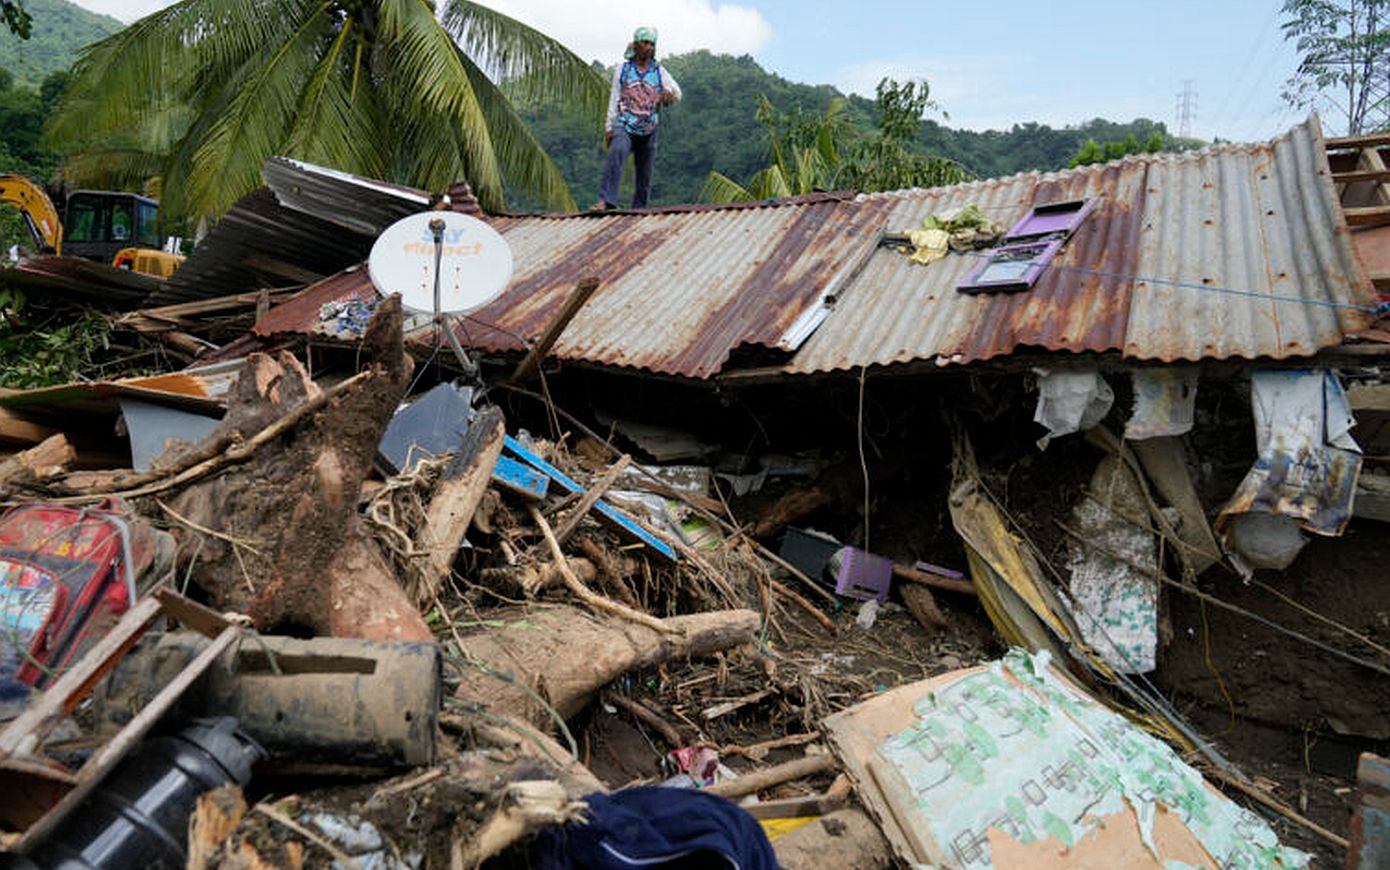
[592,26,681,211]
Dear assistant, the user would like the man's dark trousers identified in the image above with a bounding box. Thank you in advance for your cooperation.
[599,127,659,208]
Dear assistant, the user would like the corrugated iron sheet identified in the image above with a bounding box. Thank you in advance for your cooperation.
[252,267,375,339]
[1,255,163,307]
[153,188,377,306]
[245,117,1374,378]
[451,194,890,378]
[154,159,481,306]
[789,115,1374,373]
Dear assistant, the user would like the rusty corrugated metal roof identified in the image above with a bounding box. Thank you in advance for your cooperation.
[245,117,1375,379]
[789,115,1375,373]
[452,195,892,378]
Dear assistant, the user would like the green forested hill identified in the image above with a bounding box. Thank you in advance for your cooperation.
[514,50,1187,210]
[0,0,119,90]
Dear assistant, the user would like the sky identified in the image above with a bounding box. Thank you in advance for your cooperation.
[66,0,1312,143]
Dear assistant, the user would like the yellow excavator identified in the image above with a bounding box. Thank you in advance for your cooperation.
[0,174,184,279]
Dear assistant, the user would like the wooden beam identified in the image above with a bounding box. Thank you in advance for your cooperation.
[1344,205,1390,226]
[1327,132,1390,150]
[117,288,298,332]
[509,277,600,385]
[1333,168,1390,184]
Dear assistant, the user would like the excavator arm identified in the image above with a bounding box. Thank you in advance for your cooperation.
[0,173,62,255]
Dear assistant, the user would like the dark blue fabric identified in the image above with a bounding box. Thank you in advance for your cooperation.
[598,127,659,209]
[535,786,779,870]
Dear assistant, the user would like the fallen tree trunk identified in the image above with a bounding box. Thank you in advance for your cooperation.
[453,604,760,728]
[704,753,837,800]
[414,406,504,605]
[163,295,431,642]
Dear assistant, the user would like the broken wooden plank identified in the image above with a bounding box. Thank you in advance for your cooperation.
[504,435,675,562]
[0,595,164,758]
[552,454,631,546]
[117,288,298,332]
[509,277,600,385]
[416,406,505,599]
[17,626,241,851]
[0,433,75,487]
[891,562,976,596]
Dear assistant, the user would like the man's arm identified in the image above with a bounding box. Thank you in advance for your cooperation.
[660,68,682,105]
[604,64,622,133]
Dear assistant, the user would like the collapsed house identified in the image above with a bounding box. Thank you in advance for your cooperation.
[0,115,1387,868]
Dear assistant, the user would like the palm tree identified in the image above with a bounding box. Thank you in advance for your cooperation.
[702,79,972,204]
[46,0,606,220]
[700,96,850,202]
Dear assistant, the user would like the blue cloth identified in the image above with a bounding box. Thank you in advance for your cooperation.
[598,127,659,209]
[535,786,779,870]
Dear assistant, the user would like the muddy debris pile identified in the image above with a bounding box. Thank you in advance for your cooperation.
[0,291,1384,869]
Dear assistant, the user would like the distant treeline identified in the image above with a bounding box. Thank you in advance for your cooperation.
[512,50,1202,210]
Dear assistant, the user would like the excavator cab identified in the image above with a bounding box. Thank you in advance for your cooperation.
[62,191,161,264]
[1,177,184,279]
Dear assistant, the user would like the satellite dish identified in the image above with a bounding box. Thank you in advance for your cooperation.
[368,211,513,314]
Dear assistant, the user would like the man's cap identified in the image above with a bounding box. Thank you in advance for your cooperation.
[633,26,658,44]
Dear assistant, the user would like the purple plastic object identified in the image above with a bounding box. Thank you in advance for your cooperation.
[913,560,965,580]
[834,547,893,603]
[1003,198,1097,241]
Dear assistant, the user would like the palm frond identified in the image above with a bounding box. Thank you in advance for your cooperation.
[442,0,605,120]
[456,49,574,211]
[56,148,166,195]
[376,0,501,200]
[390,110,498,209]
[699,170,754,204]
[187,8,331,216]
[283,21,390,183]
[750,166,792,200]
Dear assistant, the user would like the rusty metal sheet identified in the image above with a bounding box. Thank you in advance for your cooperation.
[789,115,1375,373]
[233,118,1374,380]
[448,197,892,378]
[1,255,163,308]
[251,268,376,339]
